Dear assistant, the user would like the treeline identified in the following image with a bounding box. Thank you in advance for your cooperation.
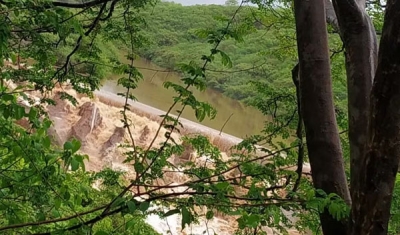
[137,2,293,102]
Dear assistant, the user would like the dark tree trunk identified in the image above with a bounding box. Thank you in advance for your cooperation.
[293,0,351,234]
[349,1,400,234]
[325,0,340,32]
[331,2,379,231]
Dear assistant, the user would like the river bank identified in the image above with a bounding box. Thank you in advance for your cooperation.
[95,89,243,145]
[102,57,268,139]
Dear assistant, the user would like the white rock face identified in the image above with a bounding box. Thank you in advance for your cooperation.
[13,84,308,235]
[145,204,234,235]
[71,102,102,143]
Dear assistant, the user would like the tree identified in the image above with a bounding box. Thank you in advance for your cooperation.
[293,1,350,234]
[225,0,239,6]
[293,0,400,234]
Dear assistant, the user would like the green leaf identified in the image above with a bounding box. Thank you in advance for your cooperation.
[51,208,60,218]
[127,201,137,213]
[2,94,14,102]
[219,50,232,68]
[64,141,73,150]
[111,197,125,209]
[163,209,180,217]
[215,182,230,190]
[75,195,82,206]
[38,212,46,221]
[64,139,81,154]
[139,201,150,212]
[181,207,194,229]
[134,162,145,174]
[206,210,214,220]
[71,139,81,154]
[71,158,79,171]
[54,198,62,209]
[28,108,38,121]
[63,191,71,201]
[43,136,51,148]
[94,231,108,235]
[125,220,136,231]
[247,214,260,228]
[3,106,10,119]
[14,105,25,120]
[195,108,206,122]
[72,20,84,36]
[315,189,327,197]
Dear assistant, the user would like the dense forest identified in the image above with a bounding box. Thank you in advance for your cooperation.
[60,1,347,108]
[135,2,347,107]
[1,0,400,235]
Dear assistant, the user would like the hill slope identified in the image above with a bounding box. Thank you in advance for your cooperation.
[133,2,348,113]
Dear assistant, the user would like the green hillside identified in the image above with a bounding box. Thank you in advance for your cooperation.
[130,2,349,115]
[54,2,348,112]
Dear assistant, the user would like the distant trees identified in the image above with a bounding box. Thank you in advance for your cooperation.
[225,0,238,6]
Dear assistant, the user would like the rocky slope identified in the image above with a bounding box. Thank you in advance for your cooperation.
[7,76,308,234]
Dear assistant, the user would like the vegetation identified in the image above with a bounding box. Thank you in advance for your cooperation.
[0,0,399,235]
[133,2,348,110]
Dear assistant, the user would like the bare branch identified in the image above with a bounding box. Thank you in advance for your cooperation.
[0,0,112,9]
[289,63,304,194]
[0,205,107,232]
[52,2,108,79]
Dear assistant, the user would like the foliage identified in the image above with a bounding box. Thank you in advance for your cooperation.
[0,0,396,235]
[389,175,400,235]
[134,2,348,113]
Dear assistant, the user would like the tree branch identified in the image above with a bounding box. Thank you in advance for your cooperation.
[3,0,113,9]
[0,205,107,232]
[289,63,304,194]
[325,0,340,32]
[332,0,366,32]
[34,191,302,235]
[52,1,108,79]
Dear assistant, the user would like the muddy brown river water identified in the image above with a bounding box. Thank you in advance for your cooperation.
[101,58,268,139]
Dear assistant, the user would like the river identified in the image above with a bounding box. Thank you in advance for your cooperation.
[101,58,267,139]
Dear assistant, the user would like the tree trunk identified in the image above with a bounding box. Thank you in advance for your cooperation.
[325,0,340,32]
[293,0,351,234]
[350,2,400,234]
[331,1,379,231]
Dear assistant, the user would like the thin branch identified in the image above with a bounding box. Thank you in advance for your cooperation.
[13,0,113,9]
[121,5,138,159]
[52,2,108,79]
[33,190,301,235]
[0,205,107,232]
[100,0,119,21]
[289,63,304,195]
[219,113,234,135]
[51,0,110,8]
